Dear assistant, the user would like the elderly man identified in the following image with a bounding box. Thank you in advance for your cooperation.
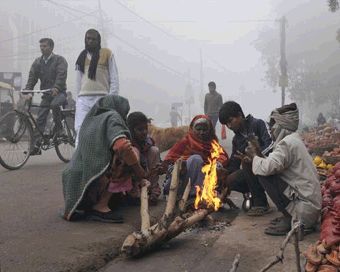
[236,103,322,236]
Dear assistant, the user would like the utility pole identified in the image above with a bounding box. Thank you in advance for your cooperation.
[279,16,288,106]
[200,48,204,109]
[98,0,107,46]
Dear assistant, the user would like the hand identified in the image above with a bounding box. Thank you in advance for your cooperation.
[152,160,171,175]
[21,93,33,101]
[247,134,264,158]
[51,88,58,96]
[235,150,253,163]
[217,167,228,187]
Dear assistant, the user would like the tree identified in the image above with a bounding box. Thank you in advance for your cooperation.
[328,0,340,12]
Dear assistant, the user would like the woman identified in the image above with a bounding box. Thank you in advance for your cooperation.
[127,111,161,205]
[163,115,229,199]
[61,95,147,223]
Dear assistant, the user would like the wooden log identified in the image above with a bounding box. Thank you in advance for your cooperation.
[140,185,150,231]
[178,178,191,214]
[229,254,241,272]
[162,159,182,226]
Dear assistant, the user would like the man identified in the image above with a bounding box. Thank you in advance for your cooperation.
[204,81,223,129]
[237,103,321,236]
[169,106,182,127]
[218,101,274,216]
[24,38,68,155]
[65,91,76,110]
[75,29,119,146]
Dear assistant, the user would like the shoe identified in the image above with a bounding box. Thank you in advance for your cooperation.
[246,205,271,216]
[88,209,124,223]
[30,145,42,156]
[56,129,67,138]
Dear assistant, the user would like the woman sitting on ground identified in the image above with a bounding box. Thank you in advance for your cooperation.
[162,115,229,201]
[126,111,161,205]
[61,95,149,223]
[236,103,322,236]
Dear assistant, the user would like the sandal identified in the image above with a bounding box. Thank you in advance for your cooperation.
[264,217,291,236]
[246,206,271,216]
[270,216,284,225]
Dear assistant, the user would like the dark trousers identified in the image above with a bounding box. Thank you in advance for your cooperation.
[35,92,66,145]
[226,169,268,207]
[208,114,219,129]
[258,175,291,213]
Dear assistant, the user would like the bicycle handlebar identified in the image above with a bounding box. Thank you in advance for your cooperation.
[20,89,52,94]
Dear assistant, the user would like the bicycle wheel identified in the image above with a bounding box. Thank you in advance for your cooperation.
[55,112,76,163]
[0,111,33,170]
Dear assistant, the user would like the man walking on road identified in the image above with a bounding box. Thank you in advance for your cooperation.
[204,81,223,129]
[75,29,119,146]
[170,106,182,127]
[24,38,68,155]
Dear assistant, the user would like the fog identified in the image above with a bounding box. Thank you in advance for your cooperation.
[1,0,339,126]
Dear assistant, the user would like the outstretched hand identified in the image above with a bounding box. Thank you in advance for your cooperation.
[235,150,253,163]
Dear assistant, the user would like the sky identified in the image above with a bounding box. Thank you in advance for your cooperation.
[0,0,337,124]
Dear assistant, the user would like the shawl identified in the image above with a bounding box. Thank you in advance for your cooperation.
[75,29,101,80]
[270,104,299,147]
[165,115,228,166]
[62,95,131,220]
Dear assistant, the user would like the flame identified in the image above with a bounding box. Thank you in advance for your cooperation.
[194,139,223,211]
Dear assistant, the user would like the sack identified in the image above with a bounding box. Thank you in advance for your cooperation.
[221,125,227,140]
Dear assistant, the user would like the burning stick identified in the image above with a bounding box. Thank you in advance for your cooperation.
[121,141,230,257]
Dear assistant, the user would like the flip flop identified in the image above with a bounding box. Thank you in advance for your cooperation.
[265,226,291,236]
[270,216,284,225]
[246,206,271,216]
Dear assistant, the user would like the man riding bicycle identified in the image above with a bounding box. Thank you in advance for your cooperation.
[23,38,68,155]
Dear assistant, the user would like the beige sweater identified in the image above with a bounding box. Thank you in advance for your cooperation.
[78,48,112,96]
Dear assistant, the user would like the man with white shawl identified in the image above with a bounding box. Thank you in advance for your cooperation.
[236,103,321,236]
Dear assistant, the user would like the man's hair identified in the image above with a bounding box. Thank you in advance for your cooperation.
[127,111,148,131]
[39,38,54,48]
[219,101,245,124]
[208,81,216,88]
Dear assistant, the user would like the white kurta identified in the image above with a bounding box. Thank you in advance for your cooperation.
[252,132,321,228]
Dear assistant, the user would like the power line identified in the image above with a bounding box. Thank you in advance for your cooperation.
[0,10,98,43]
[114,0,182,41]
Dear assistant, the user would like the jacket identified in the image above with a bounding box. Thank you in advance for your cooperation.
[227,114,274,174]
[25,54,68,93]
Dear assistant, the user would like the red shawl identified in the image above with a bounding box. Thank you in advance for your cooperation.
[165,115,228,166]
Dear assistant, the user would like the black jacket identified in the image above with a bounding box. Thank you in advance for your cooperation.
[25,54,68,93]
[226,114,274,174]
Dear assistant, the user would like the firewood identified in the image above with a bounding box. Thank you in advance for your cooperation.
[140,185,150,231]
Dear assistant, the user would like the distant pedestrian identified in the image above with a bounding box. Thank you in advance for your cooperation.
[170,106,182,127]
[204,81,223,129]
[75,29,119,146]
[65,91,76,110]
[317,112,326,126]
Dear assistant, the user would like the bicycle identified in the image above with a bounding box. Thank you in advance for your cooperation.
[0,89,76,170]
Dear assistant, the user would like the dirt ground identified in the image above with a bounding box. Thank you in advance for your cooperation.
[0,129,319,272]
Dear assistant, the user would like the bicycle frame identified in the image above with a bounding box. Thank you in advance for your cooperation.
[18,90,75,151]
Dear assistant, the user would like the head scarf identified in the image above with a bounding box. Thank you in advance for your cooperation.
[165,115,228,165]
[270,103,299,147]
[75,29,101,80]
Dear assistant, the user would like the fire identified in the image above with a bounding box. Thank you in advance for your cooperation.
[194,139,224,211]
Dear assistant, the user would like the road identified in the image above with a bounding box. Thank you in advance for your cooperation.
[0,130,318,272]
